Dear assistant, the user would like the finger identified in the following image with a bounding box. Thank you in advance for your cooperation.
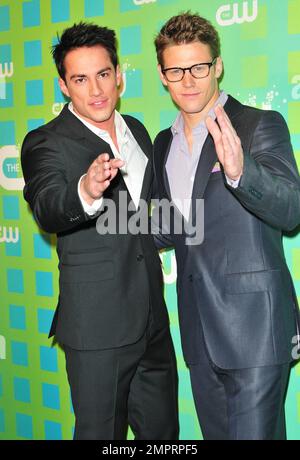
[222,132,234,160]
[216,108,242,154]
[215,105,239,142]
[110,158,125,169]
[222,125,238,154]
[96,153,110,163]
[216,112,240,151]
[206,116,222,142]
[206,116,224,164]
[93,166,111,183]
[110,168,119,180]
[97,179,110,193]
[222,133,243,180]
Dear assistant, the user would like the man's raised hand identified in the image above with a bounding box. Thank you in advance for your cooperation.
[205,104,243,181]
[80,153,125,205]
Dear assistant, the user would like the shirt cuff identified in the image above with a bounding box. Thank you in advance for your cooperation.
[78,174,103,216]
[225,174,241,189]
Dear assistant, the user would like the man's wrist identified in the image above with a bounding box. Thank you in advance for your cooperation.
[225,174,241,188]
[80,175,102,205]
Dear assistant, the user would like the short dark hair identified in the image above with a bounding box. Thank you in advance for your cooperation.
[52,22,118,81]
[154,11,220,66]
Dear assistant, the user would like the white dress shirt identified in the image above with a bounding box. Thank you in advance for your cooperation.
[68,103,148,214]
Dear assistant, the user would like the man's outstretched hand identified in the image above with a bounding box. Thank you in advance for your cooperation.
[206,104,243,182]
[80,153,125,205]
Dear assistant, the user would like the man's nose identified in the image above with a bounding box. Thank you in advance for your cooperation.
[89,79,103,96]
[181,69,195,86]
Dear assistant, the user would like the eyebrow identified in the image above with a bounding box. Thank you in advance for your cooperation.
[70,67,113,80]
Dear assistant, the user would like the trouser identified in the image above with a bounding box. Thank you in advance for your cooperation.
[189,344,290,440]
[63,319,179,440]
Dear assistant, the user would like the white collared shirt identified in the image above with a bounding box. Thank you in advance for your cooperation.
[69,103,148,214]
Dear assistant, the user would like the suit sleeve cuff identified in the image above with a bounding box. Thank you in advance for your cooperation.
[225,174,241,188]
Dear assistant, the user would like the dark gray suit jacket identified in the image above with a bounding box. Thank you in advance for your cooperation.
[153,95,300,369]
[21,105,169,350]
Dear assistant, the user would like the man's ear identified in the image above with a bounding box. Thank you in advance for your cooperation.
[58,77,70,98]
[158,64,168,86]
[116,64,122,87]
[214,57,223,79]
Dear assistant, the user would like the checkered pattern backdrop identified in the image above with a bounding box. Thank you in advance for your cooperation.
[0,0,299,440]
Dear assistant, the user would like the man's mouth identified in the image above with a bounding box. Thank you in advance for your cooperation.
[181,92,201,97]
[89,99,108,107]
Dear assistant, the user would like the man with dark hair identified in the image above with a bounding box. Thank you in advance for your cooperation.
[153,11,300,439]
[21,22,179,440]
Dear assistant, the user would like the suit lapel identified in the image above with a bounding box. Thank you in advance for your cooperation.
[191,133,217,201]
[139,159,151,202]
[123,115,152,204]
[57,104,115,159]
[154,129,173,200]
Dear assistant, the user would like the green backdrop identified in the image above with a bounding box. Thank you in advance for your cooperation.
[0,0,300,440]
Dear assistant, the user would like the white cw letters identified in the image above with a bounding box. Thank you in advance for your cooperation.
[0,62,14,78]
[216,0,258,26]
[0,226,19,244]
[0,62,13,100]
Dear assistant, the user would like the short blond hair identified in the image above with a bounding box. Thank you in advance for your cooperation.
[154,11,220,66]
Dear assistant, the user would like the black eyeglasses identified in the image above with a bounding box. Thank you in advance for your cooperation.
[161,58,217,82]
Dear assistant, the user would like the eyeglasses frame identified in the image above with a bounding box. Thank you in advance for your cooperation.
[161,57,218,82]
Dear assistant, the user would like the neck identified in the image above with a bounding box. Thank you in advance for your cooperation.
[182,89,221,132]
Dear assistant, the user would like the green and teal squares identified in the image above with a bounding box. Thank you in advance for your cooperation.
[0,5,10,32]
[22,0,40,28]
[84,0,104,17]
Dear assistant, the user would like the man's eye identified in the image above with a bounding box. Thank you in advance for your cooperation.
[169,69,181,75]
[193,65,205,72]
[75,77,85,84]
[98,71,110,79]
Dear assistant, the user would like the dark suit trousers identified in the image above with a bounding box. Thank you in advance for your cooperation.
[189,337,290,440]
[63,314,179,440]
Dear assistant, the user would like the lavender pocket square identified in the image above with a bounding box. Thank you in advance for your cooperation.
[212,161,221,173]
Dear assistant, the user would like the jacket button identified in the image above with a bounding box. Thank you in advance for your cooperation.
[137,254,144,262]
[189,274,193,282]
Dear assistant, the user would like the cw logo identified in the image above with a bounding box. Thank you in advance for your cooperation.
[216,0,258,26]
[291,75,300,100]
[52,102,64,116]
[0,335,6,360]
[0,62,14,78]
[0,145,25,191]
[133,0,157,5]
[0,62,14,100]
[0,226,19,243]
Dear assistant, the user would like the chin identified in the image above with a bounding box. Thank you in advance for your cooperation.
[91,112,111,123]
[183,106,204,115]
